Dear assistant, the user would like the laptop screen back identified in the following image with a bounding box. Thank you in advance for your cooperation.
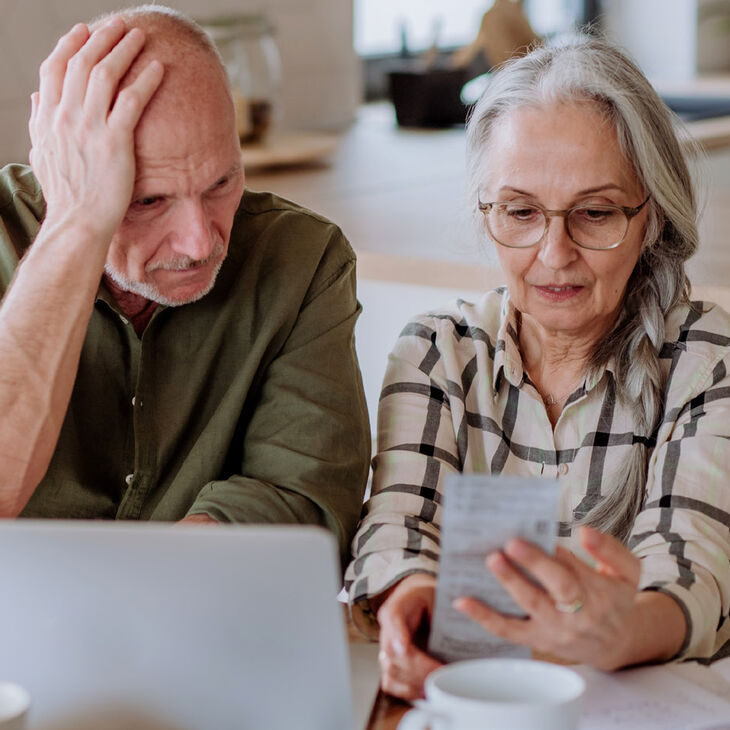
[0,521,352,730]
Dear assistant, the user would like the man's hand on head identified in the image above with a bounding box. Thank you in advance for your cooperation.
[28,17,164,245]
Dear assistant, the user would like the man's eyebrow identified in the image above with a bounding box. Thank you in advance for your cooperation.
[203,163,243,192]
[215,163,244,182]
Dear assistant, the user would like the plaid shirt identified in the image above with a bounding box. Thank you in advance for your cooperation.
[346,288,730,661]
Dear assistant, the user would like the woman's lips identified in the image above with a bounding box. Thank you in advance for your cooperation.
[533,284,585,302]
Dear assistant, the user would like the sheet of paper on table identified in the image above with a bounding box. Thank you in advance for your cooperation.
[428,474,561,663]
[576,657,730,730]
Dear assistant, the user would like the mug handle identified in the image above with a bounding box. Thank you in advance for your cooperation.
[397,700,450,730]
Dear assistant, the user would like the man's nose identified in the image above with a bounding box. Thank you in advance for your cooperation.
[537,214,578,271]
[171,201,216,262]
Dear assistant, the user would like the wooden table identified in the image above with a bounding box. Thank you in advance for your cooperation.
[366,691,411,730]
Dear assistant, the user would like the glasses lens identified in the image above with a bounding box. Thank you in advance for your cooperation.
[487,203,545,247]
[567,206,628,249]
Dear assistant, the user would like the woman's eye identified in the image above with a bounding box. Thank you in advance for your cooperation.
[505,206,539,221]
[576,208,616,222]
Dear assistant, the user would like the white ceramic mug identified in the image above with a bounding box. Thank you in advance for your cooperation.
[397,658,585,730]
[0,682,29,730]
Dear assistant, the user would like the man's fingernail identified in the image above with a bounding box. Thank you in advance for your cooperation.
[393,638,405,657]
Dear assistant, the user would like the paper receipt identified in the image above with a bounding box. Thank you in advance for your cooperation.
[428,473,561,663]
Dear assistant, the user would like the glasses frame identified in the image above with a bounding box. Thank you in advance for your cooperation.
[477,194,652,250]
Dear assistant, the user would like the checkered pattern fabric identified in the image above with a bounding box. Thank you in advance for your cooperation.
[345,288,730,661]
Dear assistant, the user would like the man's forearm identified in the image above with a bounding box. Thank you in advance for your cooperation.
[0,218,110,516]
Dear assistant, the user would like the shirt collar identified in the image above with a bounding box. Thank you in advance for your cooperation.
[491,289,616,397]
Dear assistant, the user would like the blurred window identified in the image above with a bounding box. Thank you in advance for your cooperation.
[354,0,492,56]
[354,0,588,58]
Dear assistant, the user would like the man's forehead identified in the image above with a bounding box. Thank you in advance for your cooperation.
[132,157,242,192]
[132,81,238,178]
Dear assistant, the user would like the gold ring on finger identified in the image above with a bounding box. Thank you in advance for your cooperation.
[555,595,585,614]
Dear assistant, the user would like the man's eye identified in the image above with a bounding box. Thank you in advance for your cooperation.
[137,196,161,207]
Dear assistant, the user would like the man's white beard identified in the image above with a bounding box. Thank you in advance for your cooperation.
[104,244,225,306]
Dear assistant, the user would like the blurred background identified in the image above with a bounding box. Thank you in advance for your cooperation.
[2,0,730,419]
[2,0,730,163]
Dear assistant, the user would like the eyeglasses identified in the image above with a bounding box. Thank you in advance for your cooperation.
[477,195,651,250]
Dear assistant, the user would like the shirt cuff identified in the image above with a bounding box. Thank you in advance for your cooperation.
[640,580,717,660]
[346,560,438,639]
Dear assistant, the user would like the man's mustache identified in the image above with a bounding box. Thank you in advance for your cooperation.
[145,242,225,272]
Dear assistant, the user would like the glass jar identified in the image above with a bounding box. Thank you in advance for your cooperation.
[200,15,282,144]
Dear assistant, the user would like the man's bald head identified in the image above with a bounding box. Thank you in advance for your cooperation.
[92,5,232,121]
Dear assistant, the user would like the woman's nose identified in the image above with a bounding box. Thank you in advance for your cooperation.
[537,215,579,271]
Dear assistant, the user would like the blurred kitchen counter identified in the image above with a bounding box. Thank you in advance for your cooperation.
[653,74,730,151]
[244,103,481,280]
[244,100,730,290]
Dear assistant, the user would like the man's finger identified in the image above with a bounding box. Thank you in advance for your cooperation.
[108,59,164,131]
[84,27,147,115]
[60,17,127,110]
[579,526,641,585]
[37,23,89,108]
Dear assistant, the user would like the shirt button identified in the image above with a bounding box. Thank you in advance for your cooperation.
[124,473,134,486]
[131,396,136,407]
[558,463,569,475]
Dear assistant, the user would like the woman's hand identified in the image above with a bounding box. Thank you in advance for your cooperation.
[28,18,163,243]
[376,573,444,699]
[454,526,650,670]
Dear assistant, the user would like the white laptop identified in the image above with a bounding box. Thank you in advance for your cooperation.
[0,521,379,730]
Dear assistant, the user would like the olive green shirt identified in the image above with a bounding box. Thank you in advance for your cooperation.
[0,164,370,564]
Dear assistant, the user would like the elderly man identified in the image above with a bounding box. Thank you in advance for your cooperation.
[0,6,370,562]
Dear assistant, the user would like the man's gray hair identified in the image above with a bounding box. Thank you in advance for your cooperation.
[466,36,700,542]
[93,4,225,69]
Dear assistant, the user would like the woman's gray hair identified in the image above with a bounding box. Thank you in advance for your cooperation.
[466,37,701,542]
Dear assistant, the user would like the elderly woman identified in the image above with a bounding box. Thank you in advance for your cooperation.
[345,37,730,700]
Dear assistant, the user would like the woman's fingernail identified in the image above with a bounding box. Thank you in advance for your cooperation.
[486,551,507,573]
[392,638,406,657]
[506,539,530,559]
